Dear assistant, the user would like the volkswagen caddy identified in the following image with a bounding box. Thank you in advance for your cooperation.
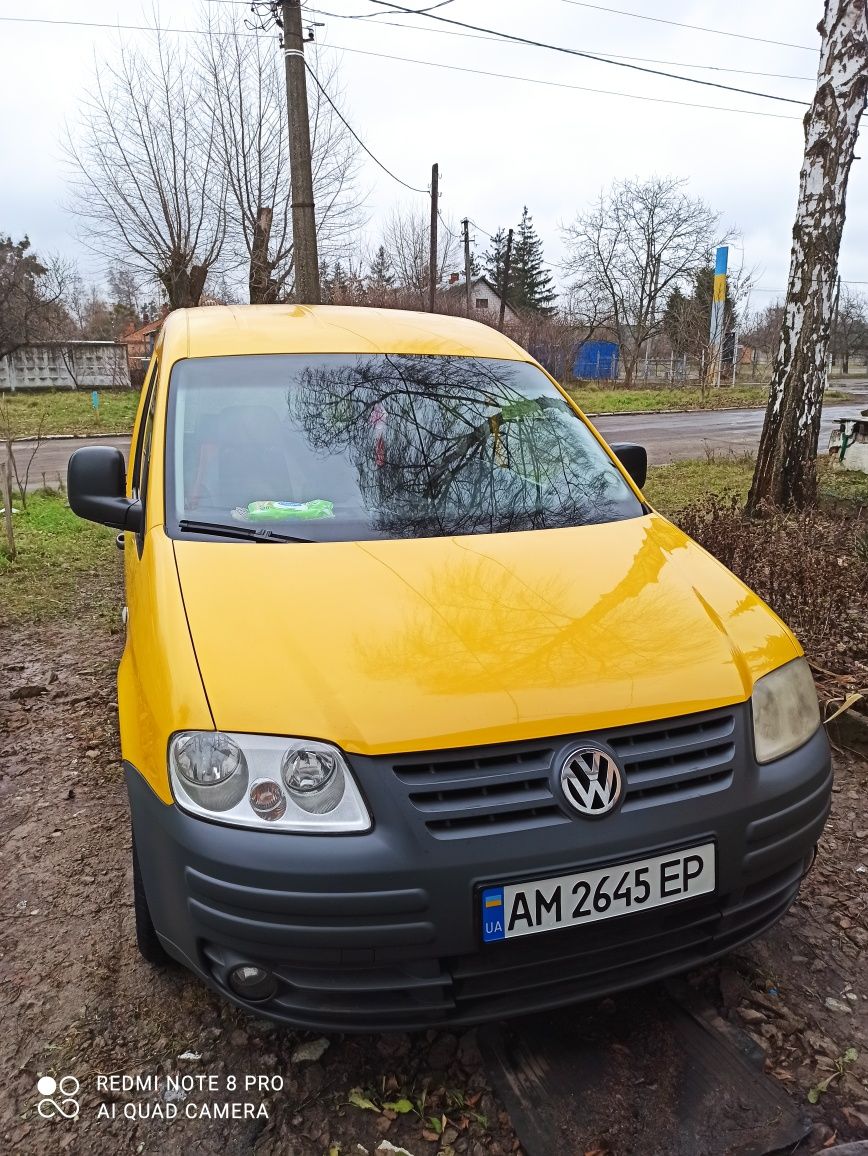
[67,305,831,1030]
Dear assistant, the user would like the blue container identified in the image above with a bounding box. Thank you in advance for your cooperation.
[575,341,620,380]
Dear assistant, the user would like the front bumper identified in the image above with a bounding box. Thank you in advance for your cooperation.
[127,707,832,1031]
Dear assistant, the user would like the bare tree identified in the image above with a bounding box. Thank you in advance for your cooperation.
[831,285,868,373]
[0,397,46,514]
[561,177,725,385]
[197,13,363,304]
[748,1,868,512]
[66,31,227,309]
[0,236,70,360]
[380,204,459,308]
[108,264,147,319]
[742,301,785,379]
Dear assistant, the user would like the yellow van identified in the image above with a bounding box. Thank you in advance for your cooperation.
[68,305,830,1030]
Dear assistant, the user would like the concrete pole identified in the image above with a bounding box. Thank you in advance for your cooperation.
[282,1,320,304]
[428,163,439,313]
[498,228,514,332]
[462,218,472,317]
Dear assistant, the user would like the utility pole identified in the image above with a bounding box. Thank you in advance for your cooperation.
[498,227,514,332]
[428,163,439,313]
[462,218,472,317]
[643,337,652,380]
[281,0,320,304]
[829,273,842,376]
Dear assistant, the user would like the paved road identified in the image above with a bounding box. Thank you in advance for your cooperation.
[12,396,867,488]
[593,400,862,464]
[11,435,131,491]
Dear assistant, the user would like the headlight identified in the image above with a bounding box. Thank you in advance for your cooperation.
[168,733,370,832]
[171,732,248,811]
[282,745,345,813]
[751,658,821,764]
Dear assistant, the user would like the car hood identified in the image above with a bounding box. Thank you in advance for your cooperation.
[173,513,800,755]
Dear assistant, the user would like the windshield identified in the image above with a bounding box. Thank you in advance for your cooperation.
[166,353,643,542]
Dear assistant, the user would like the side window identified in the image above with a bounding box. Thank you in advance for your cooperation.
[131,361,159,501]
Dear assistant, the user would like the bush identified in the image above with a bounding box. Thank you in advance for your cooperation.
[675,497,868,698]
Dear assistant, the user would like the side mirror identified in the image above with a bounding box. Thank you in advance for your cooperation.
[609,442,648,489]
[67,446,143,532]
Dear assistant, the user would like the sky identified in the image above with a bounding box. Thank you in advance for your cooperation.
[1,0,866,316]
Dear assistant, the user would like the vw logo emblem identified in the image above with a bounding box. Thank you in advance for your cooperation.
[559,746,623,818]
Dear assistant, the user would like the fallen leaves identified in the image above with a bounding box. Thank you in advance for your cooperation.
[807,1048,859,1104]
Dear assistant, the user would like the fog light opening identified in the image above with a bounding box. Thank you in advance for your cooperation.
[228,964,278,1002]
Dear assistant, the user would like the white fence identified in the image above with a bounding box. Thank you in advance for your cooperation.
[0,342,131,391]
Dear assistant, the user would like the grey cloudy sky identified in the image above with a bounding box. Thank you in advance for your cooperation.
[1,0,865,312]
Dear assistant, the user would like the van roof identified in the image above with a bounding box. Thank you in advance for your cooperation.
[160,304,530,363]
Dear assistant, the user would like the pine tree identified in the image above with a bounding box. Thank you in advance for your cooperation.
[511,207,556,314]
[322,260,347,304]
[663,268,734,358]
[367,245,394,289]
[483,228,508,296]
[663,286,690,355]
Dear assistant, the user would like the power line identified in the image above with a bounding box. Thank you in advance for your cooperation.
[321,39,804,121]
[4,3,818,89]
[302,57,427,192]
[0,13,267,36]
[305,6,816,81]
[468,219,496,242]
[436,211,497,248]
[307,0,457,15]
[555,1,819,53]
[3,5,817,87]
[0,13,805,121]
[0,10,425,197]
[362,1,809,106]
[437,211,459,241]
[753,282,868,292]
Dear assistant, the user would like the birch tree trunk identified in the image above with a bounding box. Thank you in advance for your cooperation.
[747,0,867,513]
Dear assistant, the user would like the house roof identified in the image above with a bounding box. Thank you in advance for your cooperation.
[446,276,503,298]
[469,277,503,297]
[120,316,164,344]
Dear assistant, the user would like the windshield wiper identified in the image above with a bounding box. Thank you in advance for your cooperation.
[177,519,314,544]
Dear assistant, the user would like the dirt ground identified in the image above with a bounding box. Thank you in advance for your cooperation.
[2,598,867,1156]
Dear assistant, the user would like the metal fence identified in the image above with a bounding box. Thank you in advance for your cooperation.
[573,353,868,386]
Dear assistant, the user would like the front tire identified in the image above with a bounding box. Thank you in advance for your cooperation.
[132,834,170,966]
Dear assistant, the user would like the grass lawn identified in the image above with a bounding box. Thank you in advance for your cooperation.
[568,384,849,414]
[568,384,768,413]
[1,389,141,438]
[1,383,854,436]
[645,453,868,514]
[0,489,119,623]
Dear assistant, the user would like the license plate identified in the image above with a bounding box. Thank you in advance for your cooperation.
[480,843,715,943]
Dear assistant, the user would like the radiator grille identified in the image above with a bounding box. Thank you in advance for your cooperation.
[390,709,738,838]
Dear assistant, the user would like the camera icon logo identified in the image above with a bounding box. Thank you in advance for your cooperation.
[37,1075,80,1120]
